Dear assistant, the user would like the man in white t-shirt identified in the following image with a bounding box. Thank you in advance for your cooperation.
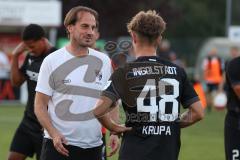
[0,50,10,79]
[34,6,117,160]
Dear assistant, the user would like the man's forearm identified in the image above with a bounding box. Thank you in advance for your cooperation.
[98,114,117,132]
[109,102,120,124]
[10,56,25,86]
[35,93,59,138]
[180,101,204,128]
[180,109,203,128]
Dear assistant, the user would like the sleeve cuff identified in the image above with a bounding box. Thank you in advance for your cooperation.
[182,96,200,108]
[35,86,52,96]
[231,81,240,86]
[101,91,119,103]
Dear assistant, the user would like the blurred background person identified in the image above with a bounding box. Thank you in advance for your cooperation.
[0,48,10,79]
[169,51,185,68]
[157,39,172,61]
[229,47,240,59]
[9,24,56,160]
[226,47,240,67]
[219,47,240,92]
[202,48,224,112]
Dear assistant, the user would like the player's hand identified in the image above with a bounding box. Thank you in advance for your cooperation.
[107,134,120,157]
[111,124,132,134]
[12,42,27,57]
[52,131,69,157]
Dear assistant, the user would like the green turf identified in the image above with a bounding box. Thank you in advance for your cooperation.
[0,105,225,160]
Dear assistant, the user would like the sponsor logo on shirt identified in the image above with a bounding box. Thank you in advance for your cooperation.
[28,59,33,65]
[62,79,71,84]
[26,70,38,82]
[132,65,177,77]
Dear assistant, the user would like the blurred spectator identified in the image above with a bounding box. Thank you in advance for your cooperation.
[157,39,171,60]
[192,79,207,110]
[202,48,224,112]
[225,47,240,68]
[169,51,185,68]
[111,52,127,69]
[218,47,240,95]
[0,50,10,79]
[229,46,240,59]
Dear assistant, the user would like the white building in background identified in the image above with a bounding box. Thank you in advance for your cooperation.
[0,0,62,45]
[0,0,62,104]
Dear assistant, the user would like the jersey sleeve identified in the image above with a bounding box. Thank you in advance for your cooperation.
[226,58,240,86]
[35,57,54,96]
[101,68,123,102]
[180,68,199,108]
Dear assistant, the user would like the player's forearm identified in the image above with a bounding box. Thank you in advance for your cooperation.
[180,101,204,128]
[98,114,118,132]
[34,93,59,138]
[109,103,120,124]
[93,96,115,118]
[10,56,25,87]
[179,110,197,128]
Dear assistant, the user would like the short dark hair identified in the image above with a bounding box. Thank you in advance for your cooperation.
[22,24,45,41]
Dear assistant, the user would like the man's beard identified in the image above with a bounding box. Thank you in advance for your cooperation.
[78,39,93,48]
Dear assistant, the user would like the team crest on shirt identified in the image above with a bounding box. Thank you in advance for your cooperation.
[95,70,103,81]
[95,70,103,84]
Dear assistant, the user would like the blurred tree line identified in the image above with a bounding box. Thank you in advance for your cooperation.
[59,0,240,66]
[59,0,240,38]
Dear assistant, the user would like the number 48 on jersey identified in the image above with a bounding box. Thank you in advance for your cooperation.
[137,78,179,122]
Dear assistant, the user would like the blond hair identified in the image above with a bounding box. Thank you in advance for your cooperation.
[127,10,166,43]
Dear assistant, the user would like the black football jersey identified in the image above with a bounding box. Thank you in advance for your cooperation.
[20,47,56,132]
[226,57,240,115]
[102,56,199,160]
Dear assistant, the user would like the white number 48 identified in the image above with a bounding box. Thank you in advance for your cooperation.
[137,78,179,122]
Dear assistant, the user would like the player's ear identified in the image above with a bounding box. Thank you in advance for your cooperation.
[131,32,137,44]
[94,30,100,40]
[157,36,162,44]
[67,25,74,35]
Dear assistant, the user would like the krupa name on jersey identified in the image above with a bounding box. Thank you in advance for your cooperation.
[132,65,177,77]
[142,125,171,135]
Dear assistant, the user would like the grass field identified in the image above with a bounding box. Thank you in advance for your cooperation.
[0,105,226,160]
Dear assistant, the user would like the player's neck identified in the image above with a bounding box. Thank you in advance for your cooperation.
[44,41,52,54]
[39,39,52,56]
[66,43,88,57]
[134,45,157,58]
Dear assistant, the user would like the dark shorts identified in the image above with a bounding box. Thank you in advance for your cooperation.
[119,131,180,160]
[206,83,219,93]
[40,138,102,160]
[10,122,43,160]
[224,112,240,160]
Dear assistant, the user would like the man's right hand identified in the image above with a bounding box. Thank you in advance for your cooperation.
[111,124,132,134]
[52,131,69,157]
[12,42,27,57]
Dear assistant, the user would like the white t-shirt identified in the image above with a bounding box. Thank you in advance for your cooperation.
[0,51,10,78]
[36,47,112,148]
